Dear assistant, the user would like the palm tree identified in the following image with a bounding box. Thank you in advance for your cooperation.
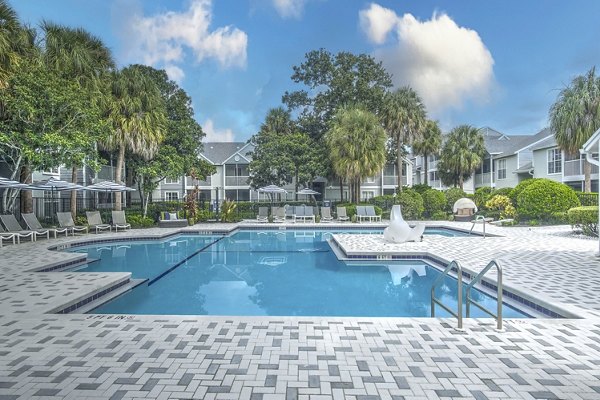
[326,106,387,203]
[260,107,295,135]
[438,125,485,190]
[0,0,23,89]
[550,67,600,192]
[381,87,427,191]
[102,66,167,210]
[42,22,115,217]
[412,120,442,185]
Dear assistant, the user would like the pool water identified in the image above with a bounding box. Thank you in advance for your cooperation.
[69,229,527,318]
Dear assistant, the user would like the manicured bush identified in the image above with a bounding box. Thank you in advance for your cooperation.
[444,187,467,212]
[422,189,446,217]
[567,206,598,236]
[473,187,493,210]
[396,189,424,220]
[509,179,536,205]
[411,184,431,195]
[485,195,516,220]
[516,179,580,221]
[493,187,513,199]
[369,195,395,211]
[125,213,156,228]
[430,211,448,220]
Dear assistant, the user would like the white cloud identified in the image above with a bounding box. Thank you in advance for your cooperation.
[164,64,185,83]
[272,0,308,19]
[203,119,235,142]
[123,0,247,71]
[359,3,495,114]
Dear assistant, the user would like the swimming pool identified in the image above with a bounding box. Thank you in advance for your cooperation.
[69,229,527,318]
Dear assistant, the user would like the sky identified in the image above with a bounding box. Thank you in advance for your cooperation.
[12,0,600,142]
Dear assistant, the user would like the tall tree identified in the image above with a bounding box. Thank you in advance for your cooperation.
[127,65,214,216]
[381,87,427,191]
[438,125,485,190]
[101,66,167,211]
[0,0,24,89]
[412,120,442,185]
[42,22,115,217]
[550,67,600,192]
[325,106,387,204]
[249,108,322,198]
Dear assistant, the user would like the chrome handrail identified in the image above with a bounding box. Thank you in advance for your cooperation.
[431,260,463,329]
[466,259,503,330]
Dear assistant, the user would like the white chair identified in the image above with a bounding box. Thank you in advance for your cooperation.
[356,206,369,222]
[57,212,89,235]
[86,211,112,234]
[0,214,47,241]
[111,211,131,232]
[257,207,269,223]
[22,213,69,238]
[321,207,333,223]
[365,206,381,222]
[336,207,349,222]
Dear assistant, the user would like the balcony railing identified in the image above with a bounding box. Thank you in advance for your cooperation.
[429,160,438,169]
[186,176,211,186]
[95,165,124,183]
[429,179,442,189]
[474,172,491,186]
[564,159,599,176]
[383,176,407,186]
[225,176,250,186]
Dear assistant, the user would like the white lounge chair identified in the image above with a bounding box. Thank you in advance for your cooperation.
[0,224,20,246]
[257,207,269,223]
[356,206,369,223]
[57,212,89,235]
[111,211,131,232]
[321,207,333,223]
[273,207,286,223]
[336,207,349,222]
[365,206,381,222]
[22,213,69,238]
[304,206,316,223]
[0,214,47,241]
[285,206,295,221]
[294,206,305,223]
[86,211,112,234]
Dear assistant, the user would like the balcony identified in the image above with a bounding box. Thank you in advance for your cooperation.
[186,176,211,186]
[429,179,442,189]
[429,160,438,169]
[564,159,599,176]
[383,176,408,186]
[225,176,250,186]
[474,172,491,187]
[95,165,120,182]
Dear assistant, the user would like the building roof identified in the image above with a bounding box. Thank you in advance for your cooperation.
[514,161,533,174]
[530,133,557,151]
[486,127,553,158]
[200,142,254,164]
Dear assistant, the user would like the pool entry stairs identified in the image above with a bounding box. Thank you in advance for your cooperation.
[431,259,503,330]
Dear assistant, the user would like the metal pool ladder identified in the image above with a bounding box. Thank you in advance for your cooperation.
[431,259,503,330]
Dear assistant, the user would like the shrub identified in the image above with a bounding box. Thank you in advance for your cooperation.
[430,211,448,220]
[422,189,446,217]
[219,199,238,222]
[396,189,424,220]
[126,213,155,228]
[567,206,598,236]
[445,187,467,212]
[336,203,382,218]
[516,179,580,221]
[485,195,516,220]
[510,179,536,205]
[473,187,493,210]
[195,208,216,222]
[369,195,395,211]
[411,184,432,195]
[493,187,513,199]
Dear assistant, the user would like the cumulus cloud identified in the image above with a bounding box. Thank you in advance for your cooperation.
[272,0,308,19]
[203,119,235,142]
[359,3,495,114]
[164,64,185,83]
[121,0,247,74]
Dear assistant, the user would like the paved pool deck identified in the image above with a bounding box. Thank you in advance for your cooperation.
[0,221,599,399]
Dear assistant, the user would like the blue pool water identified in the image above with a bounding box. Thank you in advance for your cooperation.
[69,229,528,318]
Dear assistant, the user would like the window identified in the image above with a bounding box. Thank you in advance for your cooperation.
[384,164,396,176]
[165,177,180,184]
[547,148,562,174]
[365,176,376,183]
[225,189,250,201]
[361,191,374,201]
[225,164,249,176]
[165,192,179,201]
[429,171,439,182]
[43,167,59,175]
[497,159,506,180]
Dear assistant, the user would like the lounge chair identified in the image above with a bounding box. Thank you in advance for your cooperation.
[293,206,305,223]
[0,214,47,241]
[57,212,89,235]
[321,207,333,223]
[336,207,349,222]
[86,211,112,233]
[257,207,269,223]
[285,206,295,221]
[111,211,131,232]
[22,213,69,238]
[273,207,286,223]
[356,206,369,223]
[303,206,316,223]
[365,206,381,222]
[0,225,20,246]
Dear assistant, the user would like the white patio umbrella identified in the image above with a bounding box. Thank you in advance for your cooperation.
[85,181,136,209]
[296,187,320,205]
[257,185,287,204]
[452,198,478,213]
[25,177,86,221]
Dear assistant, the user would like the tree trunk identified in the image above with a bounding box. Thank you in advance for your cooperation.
[294,169,299,201]
[584,159,592,192]
[339,178,344,202]
[114,144,125,211]
[459,175,464,191]
[70,166,78,219]
[20,166,32,214]
[423,154,429,185]
[396,143,403,192]
[356,178,361,204]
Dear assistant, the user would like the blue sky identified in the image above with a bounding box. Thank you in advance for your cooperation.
[12,0,600,142]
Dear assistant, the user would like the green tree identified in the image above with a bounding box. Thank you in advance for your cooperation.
[249,108,322,198]
[126,65,214,216]
[550,67,600,192]
[381,87,427,191]
[412,120,442,185]
[0,0,27,88]
[325,106,387,204]
[42,22,115,217]
[438,125,485,190]
[101,66,167,211]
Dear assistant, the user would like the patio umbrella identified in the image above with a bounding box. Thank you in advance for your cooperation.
[257,185,287,204]
[296,187,320,205]
[85,181,136,209]
[452,197,478,213]
[25,177,86,221]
